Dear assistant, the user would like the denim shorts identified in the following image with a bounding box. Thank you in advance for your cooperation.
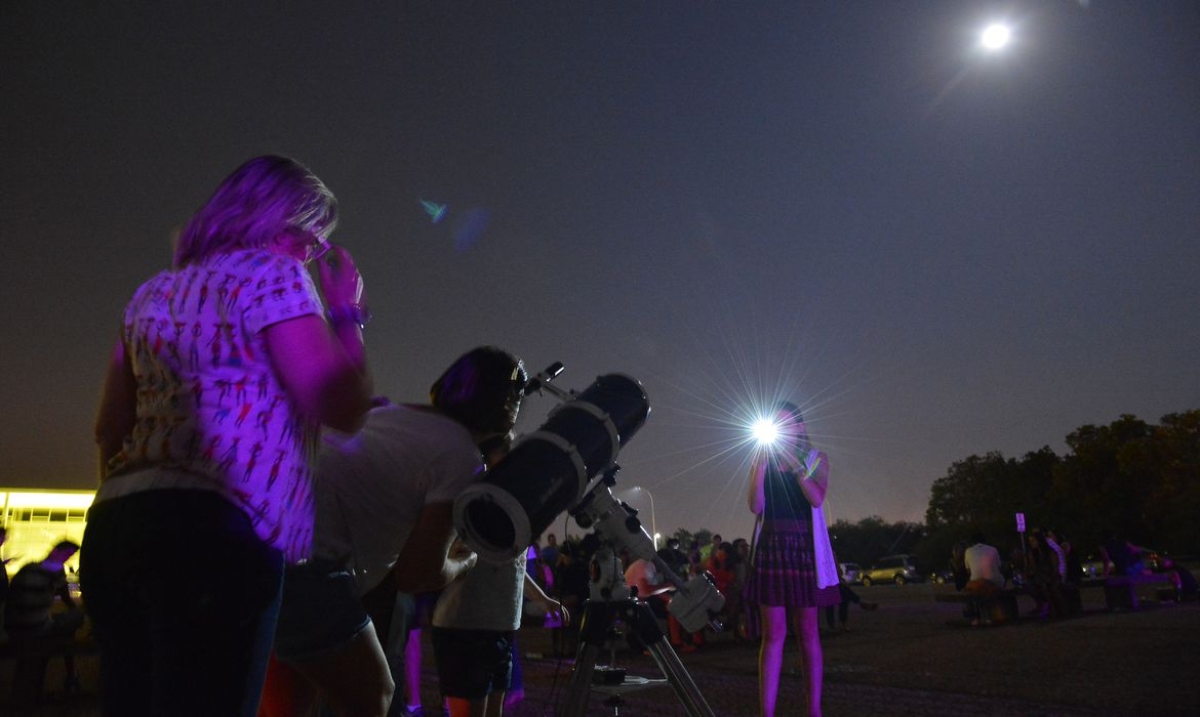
[431,627,514,699]
[273,562,372,662]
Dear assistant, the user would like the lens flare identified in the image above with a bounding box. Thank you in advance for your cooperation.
[752,417,780,446]
[420,199,447,224]
[453,207,492,252]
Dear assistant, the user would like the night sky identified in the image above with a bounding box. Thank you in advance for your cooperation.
[2,2,1197,543]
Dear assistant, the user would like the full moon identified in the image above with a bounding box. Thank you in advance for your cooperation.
[981,23,1012,50]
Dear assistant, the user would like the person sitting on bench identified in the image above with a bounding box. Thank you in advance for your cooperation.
[3,540,85,692]
[961,533,1006,626]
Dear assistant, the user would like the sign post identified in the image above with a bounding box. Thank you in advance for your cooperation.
[1015,512,1026,584]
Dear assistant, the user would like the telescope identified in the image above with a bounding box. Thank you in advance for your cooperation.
[562,468,723,717]
[572,471,725,634]
[454,364,724,716]
[453,363,650,563]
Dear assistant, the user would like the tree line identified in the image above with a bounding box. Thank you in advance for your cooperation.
[918,409,1200,568]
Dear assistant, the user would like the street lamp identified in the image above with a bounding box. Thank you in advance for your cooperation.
[627,486,658,549]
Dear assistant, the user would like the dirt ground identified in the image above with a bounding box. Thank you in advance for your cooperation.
[4,581,1197,716]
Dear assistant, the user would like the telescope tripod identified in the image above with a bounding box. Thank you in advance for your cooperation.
[561,596,715,717]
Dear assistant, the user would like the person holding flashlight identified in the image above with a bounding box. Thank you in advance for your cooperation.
[745,402,839,717]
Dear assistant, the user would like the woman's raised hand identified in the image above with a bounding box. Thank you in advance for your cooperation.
[315,243,367,312]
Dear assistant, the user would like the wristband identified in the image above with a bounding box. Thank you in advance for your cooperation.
[328,303,372,330]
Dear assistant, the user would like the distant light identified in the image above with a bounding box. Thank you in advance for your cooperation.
[752,418,780,446]
[980,23,1012,50]
[1,490,95,509]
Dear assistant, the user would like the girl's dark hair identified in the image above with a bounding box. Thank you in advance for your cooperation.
[430,346,527,437]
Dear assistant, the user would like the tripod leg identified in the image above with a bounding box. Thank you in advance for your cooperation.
[630,602,715,717]
[562,642,603,716]
[643,638,715,717]
[561,600,611,717]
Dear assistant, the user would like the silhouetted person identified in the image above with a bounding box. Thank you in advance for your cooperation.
[823,563,877,632]
[1026,529,1066,618]
[4,540,85,692]
[1099,529,1146,577]
[950,541,970,592]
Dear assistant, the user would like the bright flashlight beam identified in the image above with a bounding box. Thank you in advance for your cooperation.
[980,23,1011,50]
[752,418,780,446]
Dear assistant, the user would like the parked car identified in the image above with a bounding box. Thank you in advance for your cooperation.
[1080,555,1105,579]
[929,568,955,585]
[861,555,924,586]
[839,562,863,584]
[1079,549,1163,579]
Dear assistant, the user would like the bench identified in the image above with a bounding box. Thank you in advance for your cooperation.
[1102,573,1174,611]
[934,588,1024,624]
[0,633,99,706]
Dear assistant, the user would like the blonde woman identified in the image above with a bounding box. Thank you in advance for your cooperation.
[84,156,373,716]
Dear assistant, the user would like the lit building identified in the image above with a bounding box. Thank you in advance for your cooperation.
[1,488,95,577]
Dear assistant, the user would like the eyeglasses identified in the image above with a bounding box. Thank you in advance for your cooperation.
[306,240,333,264]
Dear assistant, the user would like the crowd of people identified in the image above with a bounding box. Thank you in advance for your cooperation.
[69,155,850,717]
[0,180,853,717]
[19,152,1177,717]
[946,525,1199,625]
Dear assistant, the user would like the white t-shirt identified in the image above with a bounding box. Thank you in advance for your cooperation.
[102,249,324,562]
[964,543,1006,588]
[311,404,483,595]
[433,552,528,632]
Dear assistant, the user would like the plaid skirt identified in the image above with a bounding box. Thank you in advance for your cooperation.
[744,518,840,609]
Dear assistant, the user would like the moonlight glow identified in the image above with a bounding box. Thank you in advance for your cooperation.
[980,23,1012,50]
